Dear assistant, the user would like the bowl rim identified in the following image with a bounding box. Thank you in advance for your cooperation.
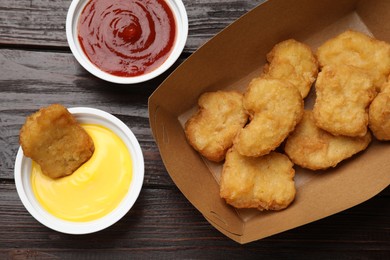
[14,107,144,234]
[66,0,188,84]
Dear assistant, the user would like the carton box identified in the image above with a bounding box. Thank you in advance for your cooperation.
[148,0,390,244]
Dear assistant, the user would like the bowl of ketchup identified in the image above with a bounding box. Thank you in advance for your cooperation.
[66,0,188,84]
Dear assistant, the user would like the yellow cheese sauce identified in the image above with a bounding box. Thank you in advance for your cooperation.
[31,124,133,222]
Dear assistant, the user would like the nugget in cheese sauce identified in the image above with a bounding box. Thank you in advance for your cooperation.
[19,104,95,179]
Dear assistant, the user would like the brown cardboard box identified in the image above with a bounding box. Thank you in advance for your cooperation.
[148,0,390,244]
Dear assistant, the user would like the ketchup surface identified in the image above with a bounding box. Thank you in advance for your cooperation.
[78,0,176,77]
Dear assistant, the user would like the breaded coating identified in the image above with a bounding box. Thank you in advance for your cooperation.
[263,39,318,98]
[316,30,390,90]
[234,78,303,157]
[185,91,248,162]
[313,65,376,137]
[220,148,296,211]
[285,110,372,170]
[369,80,390,140]
[19,104,95,179]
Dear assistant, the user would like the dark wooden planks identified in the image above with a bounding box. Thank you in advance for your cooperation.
[0,181,389,258]
[0,0,264,52]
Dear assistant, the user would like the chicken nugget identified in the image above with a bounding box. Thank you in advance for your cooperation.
[313,65,376,137]
[263,39,318,98]
[220,148,296,210]
[234,77,303,157]
[184,91,248,162]
[316,30,390,90]
[19,104,95,179]
[285,110,372,170]
[368,80,390,140]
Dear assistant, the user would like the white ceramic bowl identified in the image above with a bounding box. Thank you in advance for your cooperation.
[66,0,188,84]
[14,107,144,234]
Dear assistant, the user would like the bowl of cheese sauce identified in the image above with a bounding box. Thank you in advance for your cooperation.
[66,0,188,84]
[14,107,144,234]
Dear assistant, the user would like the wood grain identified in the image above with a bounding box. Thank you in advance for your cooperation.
[0,0,264,52]
[0,181,389,258]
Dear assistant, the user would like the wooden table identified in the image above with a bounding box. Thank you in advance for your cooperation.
[0,0,389,258]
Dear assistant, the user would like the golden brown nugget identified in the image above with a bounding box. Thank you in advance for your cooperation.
[285,110,372,170]
[368,81,390,140]
[220,148,296,211]
[313,65,376,137]
[316,30,390,90]
[263,39,318,98]
[184,91,248,162]
[20,104,94,179]
[234,78,303,157]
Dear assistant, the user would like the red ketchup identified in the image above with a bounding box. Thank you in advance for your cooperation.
[78,0,176,77]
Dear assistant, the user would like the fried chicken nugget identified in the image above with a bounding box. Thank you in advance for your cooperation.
[184,91,248,162]
[285,110,372,170]
[234,78,303,157]
[220,148,296,210]
[19,104,94,179]
[263,39,318,98]
[313,65,376,137]
[316,30,390,90]
[368,80,390,140]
